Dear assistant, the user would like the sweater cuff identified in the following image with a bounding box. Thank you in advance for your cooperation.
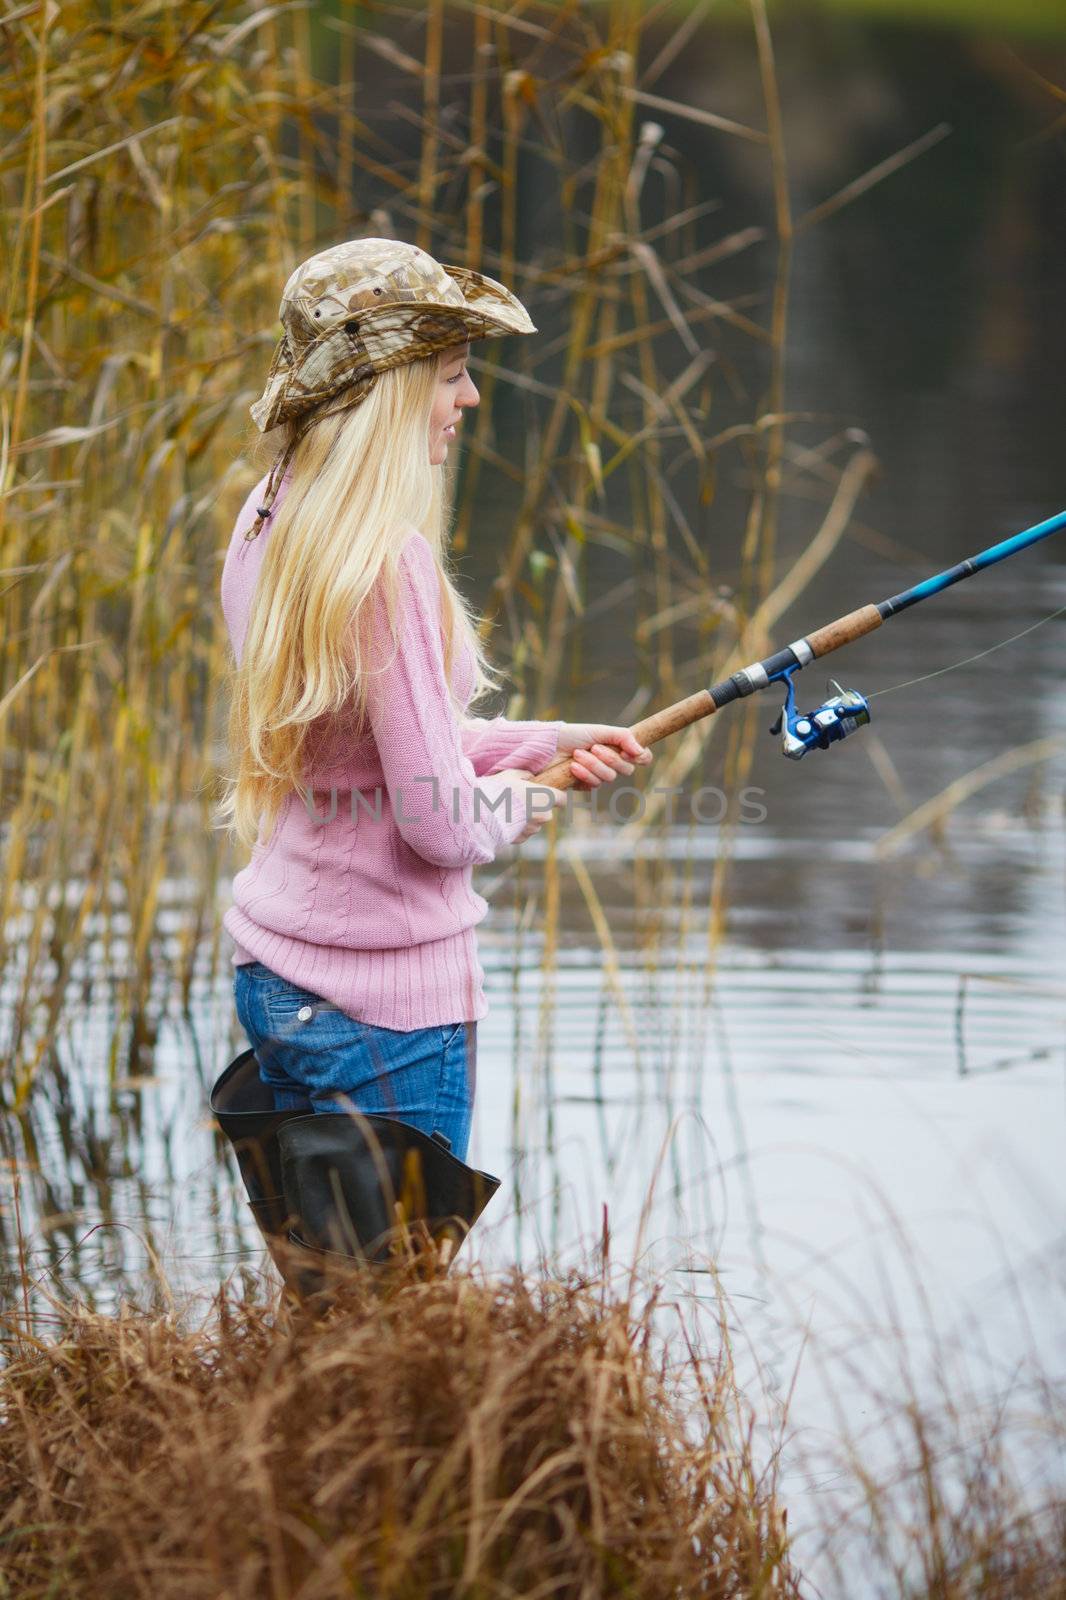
[462,716,563,778]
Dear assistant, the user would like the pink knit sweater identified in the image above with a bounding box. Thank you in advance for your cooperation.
[220,470,561,1028]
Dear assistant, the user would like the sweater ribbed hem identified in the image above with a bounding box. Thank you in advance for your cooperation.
[223,908,488,1030]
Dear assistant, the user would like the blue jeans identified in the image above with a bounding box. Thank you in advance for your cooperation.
[233,961,476,1162]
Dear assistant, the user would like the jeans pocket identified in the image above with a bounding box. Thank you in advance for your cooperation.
[440,1021,466,1050]
[264,986,346,1035]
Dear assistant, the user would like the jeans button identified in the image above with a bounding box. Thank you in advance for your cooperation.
[297,1004,313,1021]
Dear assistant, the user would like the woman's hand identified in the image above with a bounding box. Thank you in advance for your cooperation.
[491,769,568,843]
[554,723,654,788]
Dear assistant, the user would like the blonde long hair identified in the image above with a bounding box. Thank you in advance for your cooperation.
[217,352,504,852]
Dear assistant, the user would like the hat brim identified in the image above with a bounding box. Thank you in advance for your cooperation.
[443,264,537,336]
[249,265,536,433]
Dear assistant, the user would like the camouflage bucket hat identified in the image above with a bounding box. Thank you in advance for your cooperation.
[244,237,536,538]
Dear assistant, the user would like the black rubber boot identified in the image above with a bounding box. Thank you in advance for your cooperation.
[210,1049,308,1280]
[276,1110,501,1278]
[210,1050,502,1298]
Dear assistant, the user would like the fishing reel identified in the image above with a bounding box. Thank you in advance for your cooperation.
[769,668,871,760]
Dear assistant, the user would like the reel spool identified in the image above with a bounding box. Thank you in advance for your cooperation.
[769,670,871,761]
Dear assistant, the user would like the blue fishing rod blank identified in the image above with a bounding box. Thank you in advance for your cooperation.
[879,506,1066,617]
[532,506,1066,786]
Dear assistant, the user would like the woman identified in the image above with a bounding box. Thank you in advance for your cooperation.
[217,238,652,1171]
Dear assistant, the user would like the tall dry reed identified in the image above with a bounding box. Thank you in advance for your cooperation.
[0,1261,799,1598]
[0,0,912,1100]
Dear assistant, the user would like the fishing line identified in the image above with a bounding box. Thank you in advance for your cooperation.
[527,506,1066,782]
[868,604,1066,700]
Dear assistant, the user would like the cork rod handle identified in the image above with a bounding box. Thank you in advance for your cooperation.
[528,597,885,790]
[806,604,882,658]
[532,689,717,790]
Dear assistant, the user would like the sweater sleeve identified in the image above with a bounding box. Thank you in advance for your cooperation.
[461,714,562,778]
[364,532,538,869]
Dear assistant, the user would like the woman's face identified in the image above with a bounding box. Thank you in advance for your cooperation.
[429,343,479,465]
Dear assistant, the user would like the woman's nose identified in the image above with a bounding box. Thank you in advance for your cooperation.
[460,375,480,409]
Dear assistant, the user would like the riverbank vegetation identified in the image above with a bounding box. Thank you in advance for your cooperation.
[2,1250,1063,1597]
[0,1260,800,1598]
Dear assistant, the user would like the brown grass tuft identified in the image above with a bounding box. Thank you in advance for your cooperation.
[0,1264,800,1598]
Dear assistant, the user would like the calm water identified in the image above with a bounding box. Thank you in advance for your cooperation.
[3,13,1064,1594]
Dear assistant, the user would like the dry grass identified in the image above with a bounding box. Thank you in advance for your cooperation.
[0,1261,798,1599]
[3,1251,1064,1599]
[810,1379,1066,1599]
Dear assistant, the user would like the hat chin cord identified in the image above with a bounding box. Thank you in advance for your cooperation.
[244,380,381,541]
[245,427,306,540]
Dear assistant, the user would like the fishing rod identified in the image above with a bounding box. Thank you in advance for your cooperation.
[533,506,1066,789]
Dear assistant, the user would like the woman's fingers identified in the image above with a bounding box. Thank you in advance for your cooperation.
[571,751,625,783]
[595,746,634,776]
[602,727,651,761]
[570,741,649,785]
[598,741,642,771]
[515,783,565,840]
